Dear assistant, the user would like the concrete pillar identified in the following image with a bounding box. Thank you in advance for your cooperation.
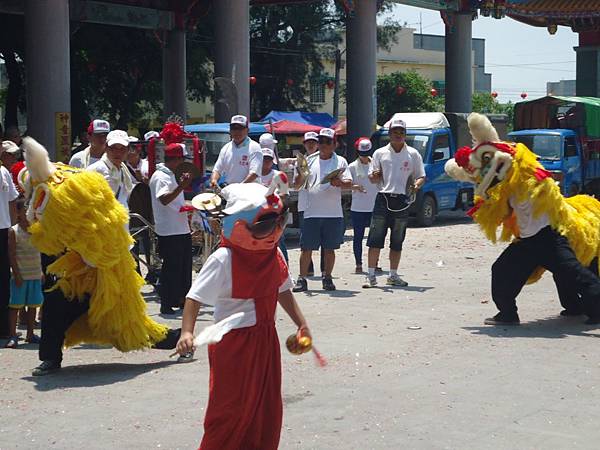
[346,0,378,159]
[163,26,187,121]
[575,31,600,97]
[214,0,250,121]
[445,13,472,113]
[25,0,71,161]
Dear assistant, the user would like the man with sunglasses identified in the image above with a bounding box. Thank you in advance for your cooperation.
[210,115,262,187]
[292,128,352,292]
[363,117,425,288]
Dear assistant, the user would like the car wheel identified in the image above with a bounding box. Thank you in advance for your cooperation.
[417,195,436,227]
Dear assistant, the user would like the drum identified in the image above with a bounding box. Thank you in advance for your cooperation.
[128,183,153,228]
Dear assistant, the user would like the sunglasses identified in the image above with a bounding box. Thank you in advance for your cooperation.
[246,207,289,239]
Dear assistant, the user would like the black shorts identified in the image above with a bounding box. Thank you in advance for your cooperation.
[366,193,409,251]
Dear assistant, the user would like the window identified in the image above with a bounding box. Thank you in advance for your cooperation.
[310,80,325,104]
[564,137,578,158]
[432,134,450,161]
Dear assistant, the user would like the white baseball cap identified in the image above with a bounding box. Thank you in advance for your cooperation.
[262,147,275,159]
[303,131,318,142]
[128,136,139,143]
[230,115,248,127]
[259,133,278,149]
[88,119,110,134]
[356,138,372,153]
[389,117,407,130]
[106,130,130,147]
[319,128,335,139]
[1,140,21,155]
[144,130,160,141]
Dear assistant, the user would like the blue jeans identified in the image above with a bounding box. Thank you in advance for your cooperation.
[351,211,372,266]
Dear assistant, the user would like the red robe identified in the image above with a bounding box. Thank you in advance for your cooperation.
[199,242,289,450]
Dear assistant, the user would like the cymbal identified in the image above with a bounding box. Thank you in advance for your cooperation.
[320,168,345,185]
[191,192,222,211]
[174,161,203,182]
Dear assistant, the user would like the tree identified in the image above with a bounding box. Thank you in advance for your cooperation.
[376,71,441,125]
[472,92,514,131]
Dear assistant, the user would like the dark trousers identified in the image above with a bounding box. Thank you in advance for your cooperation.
[157,233,192,308]
[0,228,9,337]
[492,226,600,319]
[39,288,90,363]
[351,211,372,266]
[554,258,599,313]
[132,229,152,275]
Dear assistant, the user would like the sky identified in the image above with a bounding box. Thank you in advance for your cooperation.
[382,4,578,104]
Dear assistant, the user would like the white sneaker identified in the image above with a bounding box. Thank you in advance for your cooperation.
[386,275,408,287]
[362,275,377,288]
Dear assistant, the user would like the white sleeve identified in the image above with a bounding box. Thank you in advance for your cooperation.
[154,176,172,199]
[368,152,379,176]
[186,254,227,306]
[69,154,82,168]
[248,146,263,176]
[6,171,19,201]
[339,157,352,181]
[140,160,149,178]
[213,144,228,175]
[413,152,426,179]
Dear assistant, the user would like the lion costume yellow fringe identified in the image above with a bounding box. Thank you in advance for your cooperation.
[470,143,600,284]
[27,161,168,351]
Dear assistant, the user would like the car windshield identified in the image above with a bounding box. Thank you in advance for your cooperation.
[512,134,561,160]
[377,133,429,159]
[195,132,231,170]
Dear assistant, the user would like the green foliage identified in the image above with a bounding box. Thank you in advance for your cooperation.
[472,92,514,131]
[376,71,441,124]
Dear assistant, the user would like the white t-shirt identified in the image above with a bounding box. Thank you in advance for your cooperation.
[304,153,351,219]
[509,196,550,238]
[149,164,191,236]
[0,166,19,229]
[213,138,263,184]
[69,146,101,169]
[88,159,133,209]
[187,247,293,329]
[349,158,380,213]
[369,144,426,195]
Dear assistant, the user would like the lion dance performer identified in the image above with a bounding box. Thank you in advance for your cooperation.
[176,179,313,450]
[18,137,181,376]
[445,113,600,326]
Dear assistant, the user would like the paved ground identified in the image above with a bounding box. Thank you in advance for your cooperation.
[2,212,600,450]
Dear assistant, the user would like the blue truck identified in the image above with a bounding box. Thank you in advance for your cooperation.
[371,112,508,226]
[509,96,600,197]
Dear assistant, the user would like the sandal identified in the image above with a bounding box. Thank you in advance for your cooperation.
[5,336,18,348]
[26,334,41,344]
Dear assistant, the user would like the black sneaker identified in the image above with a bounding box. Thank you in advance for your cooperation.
[322,276,336,291]
[584,316,600,325]
[560,308,584,317]
[160,306,177,315]
[484,313,520,326]
[292,277,308,293]
[32,360,62,376]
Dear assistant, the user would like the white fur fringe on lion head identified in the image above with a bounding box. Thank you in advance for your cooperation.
[444,113,516,199]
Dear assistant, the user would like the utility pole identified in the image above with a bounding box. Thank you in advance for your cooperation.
[333,48,345,121]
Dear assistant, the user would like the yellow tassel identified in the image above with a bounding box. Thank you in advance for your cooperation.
[30,165,168,351]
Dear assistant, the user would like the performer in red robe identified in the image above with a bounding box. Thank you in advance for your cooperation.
[177,182,312,450]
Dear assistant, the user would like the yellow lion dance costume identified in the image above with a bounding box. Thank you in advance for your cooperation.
[22,137,168,352]
[445,113,600,324]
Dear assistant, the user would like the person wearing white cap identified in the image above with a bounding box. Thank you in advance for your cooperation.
[144,130,160,141]
[88,130,134,210]
[348,137,380,274]
[297,131,319,276]
[0,140,21,171]
[292,128,352,292]
[363,117,426,288]
[0,157,19,339]
[259,133,278,151]
[210,115,262,187]
[69,119,111,169]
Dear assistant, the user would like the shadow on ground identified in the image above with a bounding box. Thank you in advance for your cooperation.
[22,360,178,391]
[463,315,600,339]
